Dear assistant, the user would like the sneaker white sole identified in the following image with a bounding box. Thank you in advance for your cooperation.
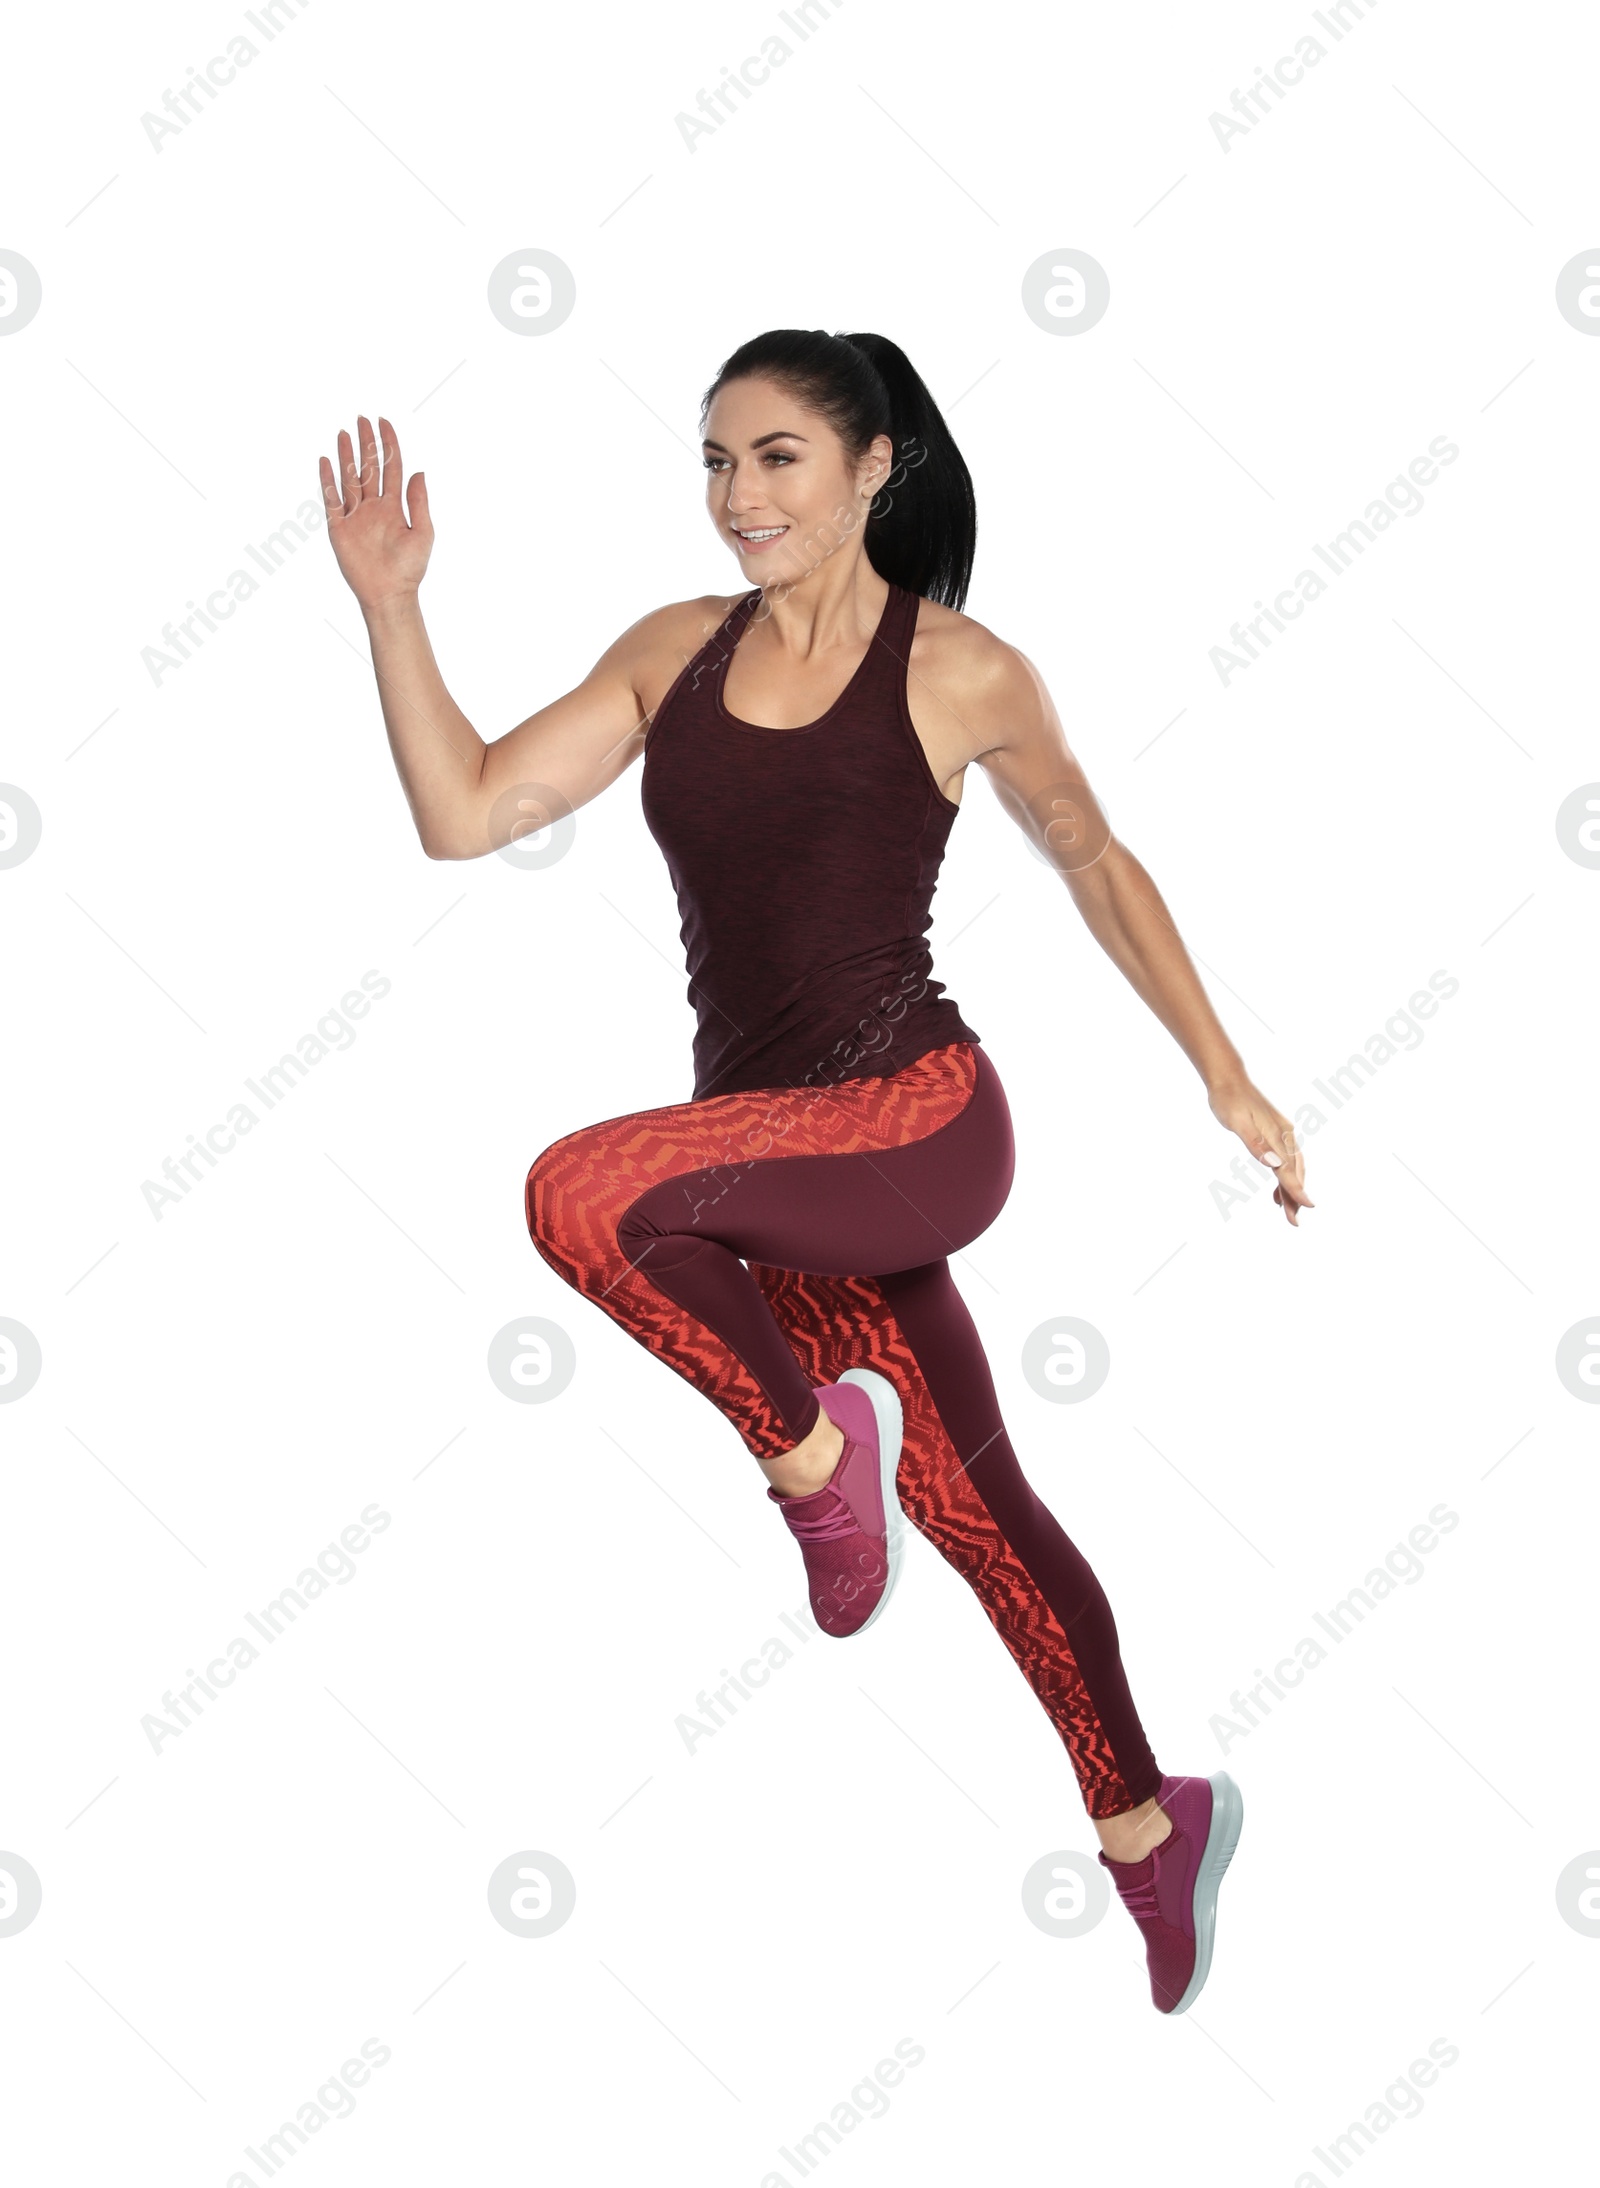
[834,1366,905,1636]
[1168,1771,1244,2014]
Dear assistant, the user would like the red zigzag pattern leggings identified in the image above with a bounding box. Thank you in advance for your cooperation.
[526,1040,1161,1819]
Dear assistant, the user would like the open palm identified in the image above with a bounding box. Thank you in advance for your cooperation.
[318,413,433,611]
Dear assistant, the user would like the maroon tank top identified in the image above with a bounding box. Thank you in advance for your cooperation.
[641,580,982,1101]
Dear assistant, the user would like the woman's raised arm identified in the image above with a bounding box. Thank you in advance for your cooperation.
[320,413,667,860]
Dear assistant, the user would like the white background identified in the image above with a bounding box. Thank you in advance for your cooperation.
[2,0,1596,2180]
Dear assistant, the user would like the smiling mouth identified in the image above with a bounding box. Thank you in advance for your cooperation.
[732,525,789,546]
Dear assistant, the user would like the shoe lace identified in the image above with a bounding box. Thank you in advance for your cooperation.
[781,1482,864,1546]
[1117,1871,1163,1924]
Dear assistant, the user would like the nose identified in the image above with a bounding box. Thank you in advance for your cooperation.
[722,462,765,515]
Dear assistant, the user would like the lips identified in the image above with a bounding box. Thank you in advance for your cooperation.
[732,525,789,549]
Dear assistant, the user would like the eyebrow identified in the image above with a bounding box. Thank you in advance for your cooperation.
[700,430,811,452]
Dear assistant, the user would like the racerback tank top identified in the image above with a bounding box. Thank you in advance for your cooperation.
[640,579,982,1101]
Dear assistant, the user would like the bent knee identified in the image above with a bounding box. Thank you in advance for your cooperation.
[524,1127,628,1283]
[524,1130,592,1257]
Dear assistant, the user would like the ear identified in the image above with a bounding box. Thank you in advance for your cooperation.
[859,431,895,497]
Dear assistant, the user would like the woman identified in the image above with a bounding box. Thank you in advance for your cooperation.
[319,329,1312,2017]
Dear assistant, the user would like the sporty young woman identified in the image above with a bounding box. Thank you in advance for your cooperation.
[319,328,1313,2017]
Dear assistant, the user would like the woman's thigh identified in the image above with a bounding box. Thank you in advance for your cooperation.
[614,1042,1015,1278]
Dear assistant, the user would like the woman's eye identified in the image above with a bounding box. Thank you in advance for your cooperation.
[701,452,795,472]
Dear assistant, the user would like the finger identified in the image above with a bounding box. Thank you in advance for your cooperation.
[1248,1112,1314,1223]
[1276,1138,1312,1204]
[1259,1112,1303,1177]
[1273,1178,1309,1224]
[356,414,379,498]
[317,453,344,524]
[1273,1169,1315,1218]
[338,427,362,514]
[1241,1118,1286,1171]
[1271,1151,1312,1201]
[377,415,401,500]
[1268,1121,1303,1191]
[407,468,431,538]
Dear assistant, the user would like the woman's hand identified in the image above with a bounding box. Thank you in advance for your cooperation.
[1208,1078,1314,1227]
[319,414,433,613]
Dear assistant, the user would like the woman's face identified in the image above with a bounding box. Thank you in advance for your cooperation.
[701,374,891,586]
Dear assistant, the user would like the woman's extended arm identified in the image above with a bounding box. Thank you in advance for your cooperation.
[967,638,1313,1227]
[319,414,662,859]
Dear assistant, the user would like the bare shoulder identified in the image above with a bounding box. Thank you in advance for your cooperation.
[605,591,750,718]
[908,596,1050,760]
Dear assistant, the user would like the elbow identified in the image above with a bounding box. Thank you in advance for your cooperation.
[416,809,482,860]
[418,828,469,861]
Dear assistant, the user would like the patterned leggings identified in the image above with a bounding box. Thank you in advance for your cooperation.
[525,1040,1161,1818]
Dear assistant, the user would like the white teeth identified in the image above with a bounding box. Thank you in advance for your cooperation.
[736,526,785,540]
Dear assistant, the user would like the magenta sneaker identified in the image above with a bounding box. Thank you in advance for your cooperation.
[1098,1771,1243,2014]
[767,1368,904,1638]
